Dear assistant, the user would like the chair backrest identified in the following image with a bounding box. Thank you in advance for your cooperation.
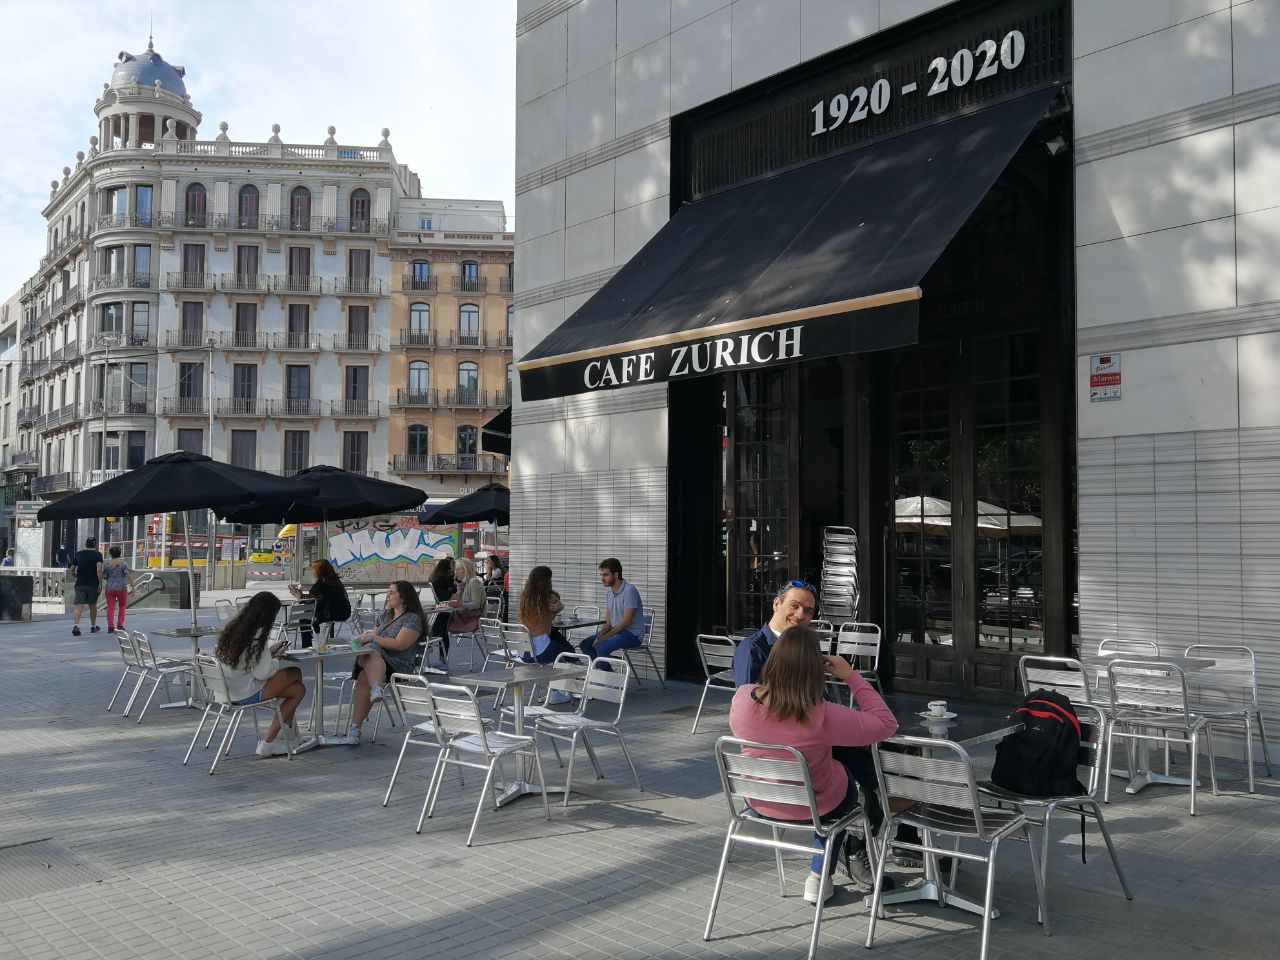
[419,583,438,606]
[580,656,631,721]
[234,595,252,610]
[193,654,233,706]
[132,631,160,669]
[425,681,491,749]
[1107,659,1191,722]
[1098,638,1159,658]
[573,603,601,621]
[637,613,654,646]
[1184,644,1260,708]
[284,600,315,625]
[696,634,737,677]
[1072,702,1107,797]
[810,619,835,634]
[114,630,140,666]
[214,598,236,625]
[499,622,534,661]
[871,736,994,839]
[714,736,821,827]
[1019,655,1092,704]
[483,595,503,620]
[544,653,592,699]
[834,622,881,670]
[389,672,433,721]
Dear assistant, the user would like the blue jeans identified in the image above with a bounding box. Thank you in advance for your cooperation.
[809,765,859,876]
[579,628,640,660]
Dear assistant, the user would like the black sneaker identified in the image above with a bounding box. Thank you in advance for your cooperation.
[90,625,101,633]
[71,626,81,636]
[844,836,895,892]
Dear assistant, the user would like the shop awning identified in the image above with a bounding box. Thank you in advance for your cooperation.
[481,406,511,455]
[518,87,1058,402]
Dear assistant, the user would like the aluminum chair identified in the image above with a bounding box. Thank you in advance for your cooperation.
[866,737,1049,960]
[276,599,316,648]
[477,617,504,670]
[1104,659,1218,814]
[416,681,550,846]
[234,595,253,611]
[128,631,194,723]
[383,672,488,806]
[1184,644,1271,788]
[534,656,642,806]
[691,634,738,734]
[619,613,665,688]
[482,595,502,620]
[1020,655,1095,704]
[1097,638,1159,657]
[705,736,871,960]
[213,598,236,625]
[567,604,601,643]
[978,703,1133,935]
[826,622,882,699]
[182,655,293,774]
[106,630,147,714]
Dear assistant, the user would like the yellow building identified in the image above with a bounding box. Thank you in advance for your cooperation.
[387,199,512,498]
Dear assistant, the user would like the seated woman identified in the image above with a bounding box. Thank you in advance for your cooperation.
[729,626,897,904]
[213,591,309,757]
[445,558,486,646]
[289,559,352,646]
[517,565,575,664]
[427,556,456,666]
[346,580,425,744]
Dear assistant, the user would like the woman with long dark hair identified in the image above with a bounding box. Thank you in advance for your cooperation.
[427,556,456,665]
[346,580,425,743]
[289,558,351,646]
[214,591,308,757]
[729,626,897,904]
[517,565,573,664]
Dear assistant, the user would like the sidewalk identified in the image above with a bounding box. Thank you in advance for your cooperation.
[1,612,1277,959]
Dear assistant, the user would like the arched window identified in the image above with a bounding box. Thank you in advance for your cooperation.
[457,362,479,400]
[349,188,370,233]
[409,303,430,346]
[408,360,430,395]
[458,304,480,344]
[237,185,259,229]
[410,260,431,290]
[456,425,478,456]
[460,259,480,291]
[289,186,311,230]
[184,183,206,227]
[406,424,429,458]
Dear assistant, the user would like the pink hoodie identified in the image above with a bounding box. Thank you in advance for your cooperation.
[729,672,898,819]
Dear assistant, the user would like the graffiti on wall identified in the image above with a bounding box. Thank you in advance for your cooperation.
[326,517,458,582]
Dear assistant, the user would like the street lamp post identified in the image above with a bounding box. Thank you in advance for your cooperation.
[206,336,217,586]
[100,334,121,545]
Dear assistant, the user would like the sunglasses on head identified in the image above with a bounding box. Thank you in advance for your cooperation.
[784,579,817,595]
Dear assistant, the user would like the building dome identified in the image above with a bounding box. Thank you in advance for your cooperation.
[110,40,187,97]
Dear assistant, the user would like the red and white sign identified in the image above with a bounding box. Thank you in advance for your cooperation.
[1089,354,1121,402]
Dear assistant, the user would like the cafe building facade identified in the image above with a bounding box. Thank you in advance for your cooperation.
[512,0,1280,717]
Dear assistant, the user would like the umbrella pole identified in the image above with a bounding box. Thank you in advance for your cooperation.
[184,509,197,628]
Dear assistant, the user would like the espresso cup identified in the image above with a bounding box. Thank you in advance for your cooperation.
[928,700,947,717]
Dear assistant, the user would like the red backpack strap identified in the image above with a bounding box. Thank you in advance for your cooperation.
[1022,698,1081,738]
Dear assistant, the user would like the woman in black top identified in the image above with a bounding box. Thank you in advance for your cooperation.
[289,559,351,646]
[426,556,455,663]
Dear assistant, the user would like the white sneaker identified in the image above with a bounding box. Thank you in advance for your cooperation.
[369,684,384,705]
[803,870,834,904]
[345,723,362,745]
[255,738,289,758]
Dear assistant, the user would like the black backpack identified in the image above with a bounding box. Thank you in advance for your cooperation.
[989,689,1084,798]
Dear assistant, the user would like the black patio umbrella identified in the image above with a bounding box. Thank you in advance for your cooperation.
[418,482,509,525]
[481,406,511,456]
[37,452,319,626]
[220,464,428,525]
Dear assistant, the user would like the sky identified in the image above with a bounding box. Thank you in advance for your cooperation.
[0,0,517,300]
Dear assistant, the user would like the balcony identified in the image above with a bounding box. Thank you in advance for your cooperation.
[43,403,82,430]
[276,275,322,295]
[83,469,126,488]
[216,397,268,417]
[492,330,514,349]
[451,277,488,293]
[493,389,512,408]
[332,277,384,296]
[396,329,436,348]
[500,277,514,293]
[445,388,489,408]
[18,364,33,384]
[390,453,508,475]
[160,396,209,416]
[39,227,86,272]
[392,388,439,408]
[269,398,322,417]
[9,450,38,469]
[165,272,216,291]
[17,406,37,426]
[273,331,321,351]
[50,340,82,369]
[51,284,85,320]
[218,330,272,350]
[157,211,228,230]
[332,333,383,352]
[447,331,486,349]
[219,273,273,294]
[92,272,153,292]
[95,213,154,231]
[163,330,216,350]
[31,358,51,378]
[33,472,81,495]
[89,329,156,352]
[85,397,153,417]
[330,399,382,418]
[400,276,438,292]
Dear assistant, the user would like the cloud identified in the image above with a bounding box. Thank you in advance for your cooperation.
[0,0,516,299]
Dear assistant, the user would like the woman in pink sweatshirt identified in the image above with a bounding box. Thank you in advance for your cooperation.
[729,625,898,903]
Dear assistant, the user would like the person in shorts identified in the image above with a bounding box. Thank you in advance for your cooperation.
[70,536,105,636]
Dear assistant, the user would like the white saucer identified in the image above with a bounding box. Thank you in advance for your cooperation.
[917,710,958,721]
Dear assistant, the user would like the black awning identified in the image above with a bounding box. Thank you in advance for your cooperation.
[518,87,1058,402]
[481,406,511,456]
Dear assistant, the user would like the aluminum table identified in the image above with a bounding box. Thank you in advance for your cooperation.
[281,645,378,751]
[152,625,222,708]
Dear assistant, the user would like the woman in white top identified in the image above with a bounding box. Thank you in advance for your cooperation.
[213,591,307,757]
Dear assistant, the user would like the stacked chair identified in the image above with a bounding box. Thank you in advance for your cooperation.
[819,526,859,624]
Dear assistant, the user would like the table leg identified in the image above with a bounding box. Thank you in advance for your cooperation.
[494,679,566,807]
[1113,731,1200,794]
[160,637,206,710]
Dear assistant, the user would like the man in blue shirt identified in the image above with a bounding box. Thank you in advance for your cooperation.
[579,558,645,660]
[732,581,817,685]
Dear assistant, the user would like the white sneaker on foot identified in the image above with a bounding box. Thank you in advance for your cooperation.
[255,738,289,758]
[803,870,834,904]
[369,684,384,705]
[345,723,362,745]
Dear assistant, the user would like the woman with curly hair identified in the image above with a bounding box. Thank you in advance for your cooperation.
[517,565,574,664]
[214,591,308,757]
[346,580,426,743]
